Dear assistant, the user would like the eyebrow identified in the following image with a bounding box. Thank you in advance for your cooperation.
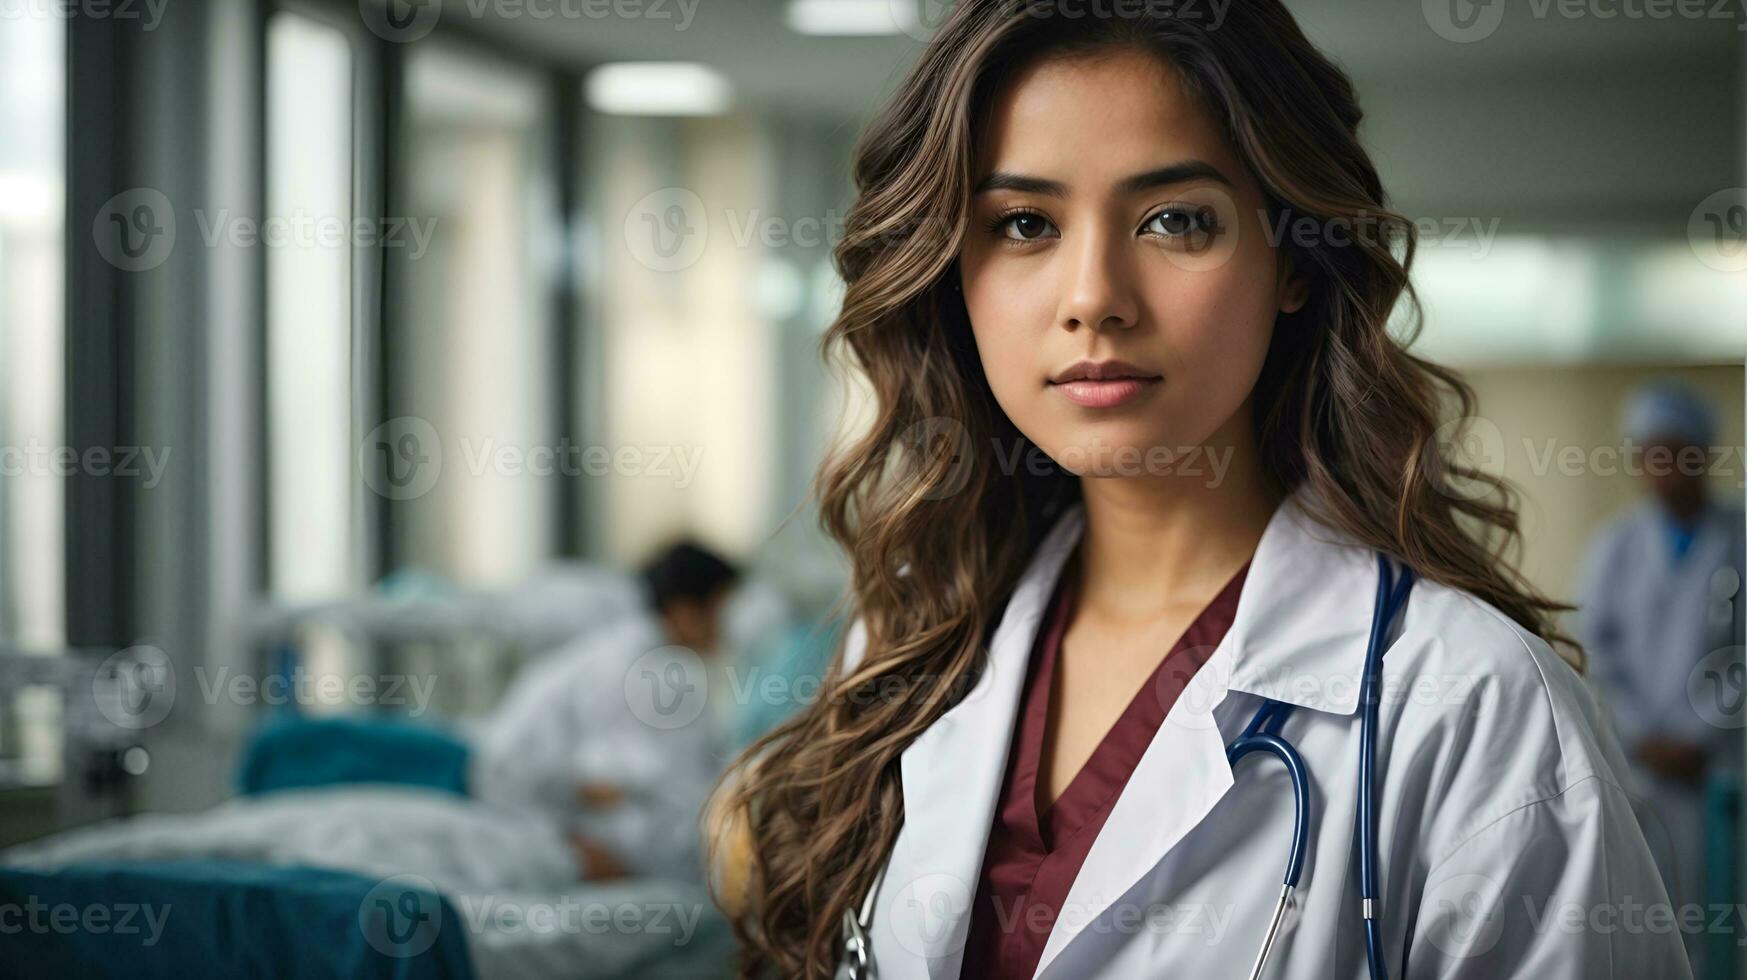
[972,160,1234,197]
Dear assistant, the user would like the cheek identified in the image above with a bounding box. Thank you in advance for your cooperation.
[963,264,1050,405]
[1154,262,1277,382]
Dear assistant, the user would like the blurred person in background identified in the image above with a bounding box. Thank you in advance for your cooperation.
[473,540,743,882]
[1578,381,1746,949]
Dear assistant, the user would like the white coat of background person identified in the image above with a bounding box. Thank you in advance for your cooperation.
[1577,383,1747,940]
[473,541,756,882]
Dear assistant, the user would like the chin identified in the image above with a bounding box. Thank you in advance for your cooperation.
[1040,432,1174,479]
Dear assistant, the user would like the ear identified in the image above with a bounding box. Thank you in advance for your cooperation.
[1277,254,1310,314]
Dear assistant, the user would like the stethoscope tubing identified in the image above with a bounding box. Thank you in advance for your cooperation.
[1358,555,1415,980]
[1233,553,1412,980]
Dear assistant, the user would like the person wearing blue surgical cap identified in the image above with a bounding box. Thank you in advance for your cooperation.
[1577,381,1745,970]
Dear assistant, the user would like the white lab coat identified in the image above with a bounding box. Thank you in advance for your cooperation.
[844,488,1690,979]
[1575,501,1746,939]
[470,610,729,881]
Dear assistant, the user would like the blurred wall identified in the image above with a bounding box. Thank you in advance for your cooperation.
[1464,363,1745,613]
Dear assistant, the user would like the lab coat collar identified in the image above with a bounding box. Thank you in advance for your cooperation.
[889,483,1386,978]
[1219,485,1384,715]
[1002,484,1385,716]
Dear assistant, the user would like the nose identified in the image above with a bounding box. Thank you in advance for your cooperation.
[1056,225,1139,332]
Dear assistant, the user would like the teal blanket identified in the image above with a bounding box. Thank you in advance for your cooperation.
[0,859,476,979]
[236,716,470,798]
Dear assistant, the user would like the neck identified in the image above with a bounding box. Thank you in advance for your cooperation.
[1073,408,1278,621]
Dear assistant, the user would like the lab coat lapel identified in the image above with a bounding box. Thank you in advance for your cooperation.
[1033,490,1380,977]
[1032,669,1237,976]
[888,503,1086,977]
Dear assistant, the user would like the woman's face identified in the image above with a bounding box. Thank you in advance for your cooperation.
[959,46,1305,479]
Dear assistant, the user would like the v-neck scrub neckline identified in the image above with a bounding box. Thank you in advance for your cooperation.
[958,552,1252,979]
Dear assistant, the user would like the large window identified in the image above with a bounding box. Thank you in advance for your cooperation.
[265,11,357,601]
[0,18,65,786]
[395,43,557,586]
[0,20,66,649]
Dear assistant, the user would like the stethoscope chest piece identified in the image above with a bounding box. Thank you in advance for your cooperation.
[836,891,875,980]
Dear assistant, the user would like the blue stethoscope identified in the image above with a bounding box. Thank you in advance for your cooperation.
[1229,552,1414,980]
[837,552,1416,980]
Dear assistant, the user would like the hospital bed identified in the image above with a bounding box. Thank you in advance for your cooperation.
[0,565,740,978]
[0,782,734,979]
[0,704,735,978]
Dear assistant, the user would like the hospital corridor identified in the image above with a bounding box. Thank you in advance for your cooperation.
[0,0,1743,978]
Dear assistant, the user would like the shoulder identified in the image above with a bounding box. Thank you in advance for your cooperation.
[1385,577,1639,860]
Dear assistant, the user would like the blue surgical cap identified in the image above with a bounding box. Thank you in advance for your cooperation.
[1623,382,1717,447]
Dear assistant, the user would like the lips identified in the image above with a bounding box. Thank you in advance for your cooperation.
[1051,377,1160,408]
[1048,359,1161,384]
[1046,359,1162,408]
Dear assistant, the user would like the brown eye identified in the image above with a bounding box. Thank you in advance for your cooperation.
[1153,209,1195,235]
[992,210,1057,242]
[1143,205,1219,252]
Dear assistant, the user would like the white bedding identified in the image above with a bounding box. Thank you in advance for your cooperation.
[0,785,732,979]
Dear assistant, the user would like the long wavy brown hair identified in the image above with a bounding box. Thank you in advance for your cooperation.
[707,1,1578,975]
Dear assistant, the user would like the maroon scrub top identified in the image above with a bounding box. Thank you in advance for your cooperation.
[958,550,1250,979]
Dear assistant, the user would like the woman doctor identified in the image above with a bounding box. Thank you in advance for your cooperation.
[707,1,1689,977]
